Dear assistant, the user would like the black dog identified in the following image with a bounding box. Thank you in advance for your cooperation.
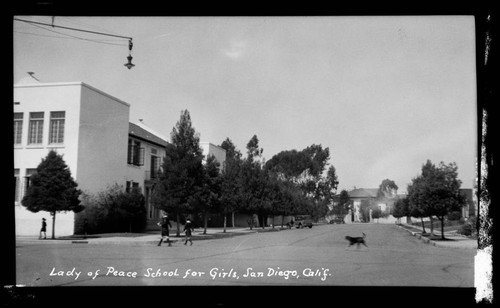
[345,232,368,249]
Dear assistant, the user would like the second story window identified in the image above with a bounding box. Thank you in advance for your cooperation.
[14,113,23,145]
[127,139,144,166]
[49,111,65,144]
[28,112,44,145]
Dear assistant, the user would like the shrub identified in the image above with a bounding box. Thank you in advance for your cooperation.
[446,211,462,221]
[75,184,147,234]
[457,223,473,236]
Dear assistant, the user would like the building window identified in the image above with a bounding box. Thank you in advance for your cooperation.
[49,111,65,144]
[14,113,23,145]
[127,139,144,166]
[150,155,160,179]
[28,112,44,145]
[126,181,140,193]
[24,168,37,197]
[14,169,20,202]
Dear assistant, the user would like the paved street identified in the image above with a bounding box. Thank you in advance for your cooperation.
[15,223,475,287]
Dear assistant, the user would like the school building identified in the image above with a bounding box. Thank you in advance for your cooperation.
[14,80,225,236]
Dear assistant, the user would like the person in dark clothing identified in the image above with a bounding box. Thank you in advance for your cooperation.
[157,214,172,246]
[39,218,47,239]
[184,219,194,246]
[83,219,89,239]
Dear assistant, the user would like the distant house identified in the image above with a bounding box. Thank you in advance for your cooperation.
[347,188,379,222]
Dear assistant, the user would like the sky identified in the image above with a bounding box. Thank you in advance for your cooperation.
[13,16,478,193]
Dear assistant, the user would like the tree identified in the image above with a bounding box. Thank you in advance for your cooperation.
[377,179,398,199]
[371,205,382,223]
[239,135,270,228]
[392,197,409,224]
[192,155,221,234]
[246,135,263,163]
[407,160,466,239]
[220,137,242,160]
[264,144,335,222]
[78,184,146,234]
[219,138,244,231]
[151,110,204,236]
[407,175,431,234]
[426,161,466,239]
[22,150,83,239]
[332,190,352,218]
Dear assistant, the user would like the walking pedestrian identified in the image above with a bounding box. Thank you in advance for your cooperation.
[157,214,172,246]
[39,218,47,239]
[83,218,89,239]
[184,219,194,246]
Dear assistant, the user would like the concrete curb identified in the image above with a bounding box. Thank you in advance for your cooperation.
[396,224,478,249]
[16,230,257,246]
[397,225,436,246]
[17,226,310,246]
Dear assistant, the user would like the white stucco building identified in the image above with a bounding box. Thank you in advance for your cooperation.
[200,142,226,170]
[14,81,131,236]
[14,80,227,237]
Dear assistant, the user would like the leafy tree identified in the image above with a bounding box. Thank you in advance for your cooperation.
[264,149,309,183]
[22,150,83,239]
[407,160,466,239]
[219,138,243,231]
[332,190,352,218]
[239,135,271,228]
[377,179,398,199]
[407,175,431,234]
[78,184,146,233]
[220,137,242,160]
[425,161,466,239]
[246,135,263,163]
[192,155,222,234]
[151,110,204,236]
[392,197,409,224]
[371,205,382,222]
[264,144,335,222]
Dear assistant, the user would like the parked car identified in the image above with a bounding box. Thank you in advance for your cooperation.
[333,217,345,224]
[294,215,313,228]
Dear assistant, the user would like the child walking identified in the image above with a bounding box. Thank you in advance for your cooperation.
[39,218,47,239]
[184,219,194,245]
[157,214,172,247]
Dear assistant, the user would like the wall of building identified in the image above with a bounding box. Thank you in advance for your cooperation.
[14,83,84,236]
[14,82,131,237]
[200,142,226,169]
[76,84,130,195]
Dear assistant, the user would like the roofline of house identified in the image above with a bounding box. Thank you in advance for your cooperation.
[128,133,169,149]
[14,81,130,107]
[129,123,169,149]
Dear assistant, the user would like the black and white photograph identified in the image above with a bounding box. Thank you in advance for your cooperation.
[10,13,494,305]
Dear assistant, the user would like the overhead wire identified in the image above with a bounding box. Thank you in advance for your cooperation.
[15,20,128,47]
[55,16,126,39]
[14,17,132,40]
[14,16,135,69]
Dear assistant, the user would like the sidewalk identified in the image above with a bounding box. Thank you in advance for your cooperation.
[15,227,260,246]
[396,223,478,250]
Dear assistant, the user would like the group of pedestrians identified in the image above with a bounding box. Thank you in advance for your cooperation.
[157,214,194,247]
[38,214,193,245]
